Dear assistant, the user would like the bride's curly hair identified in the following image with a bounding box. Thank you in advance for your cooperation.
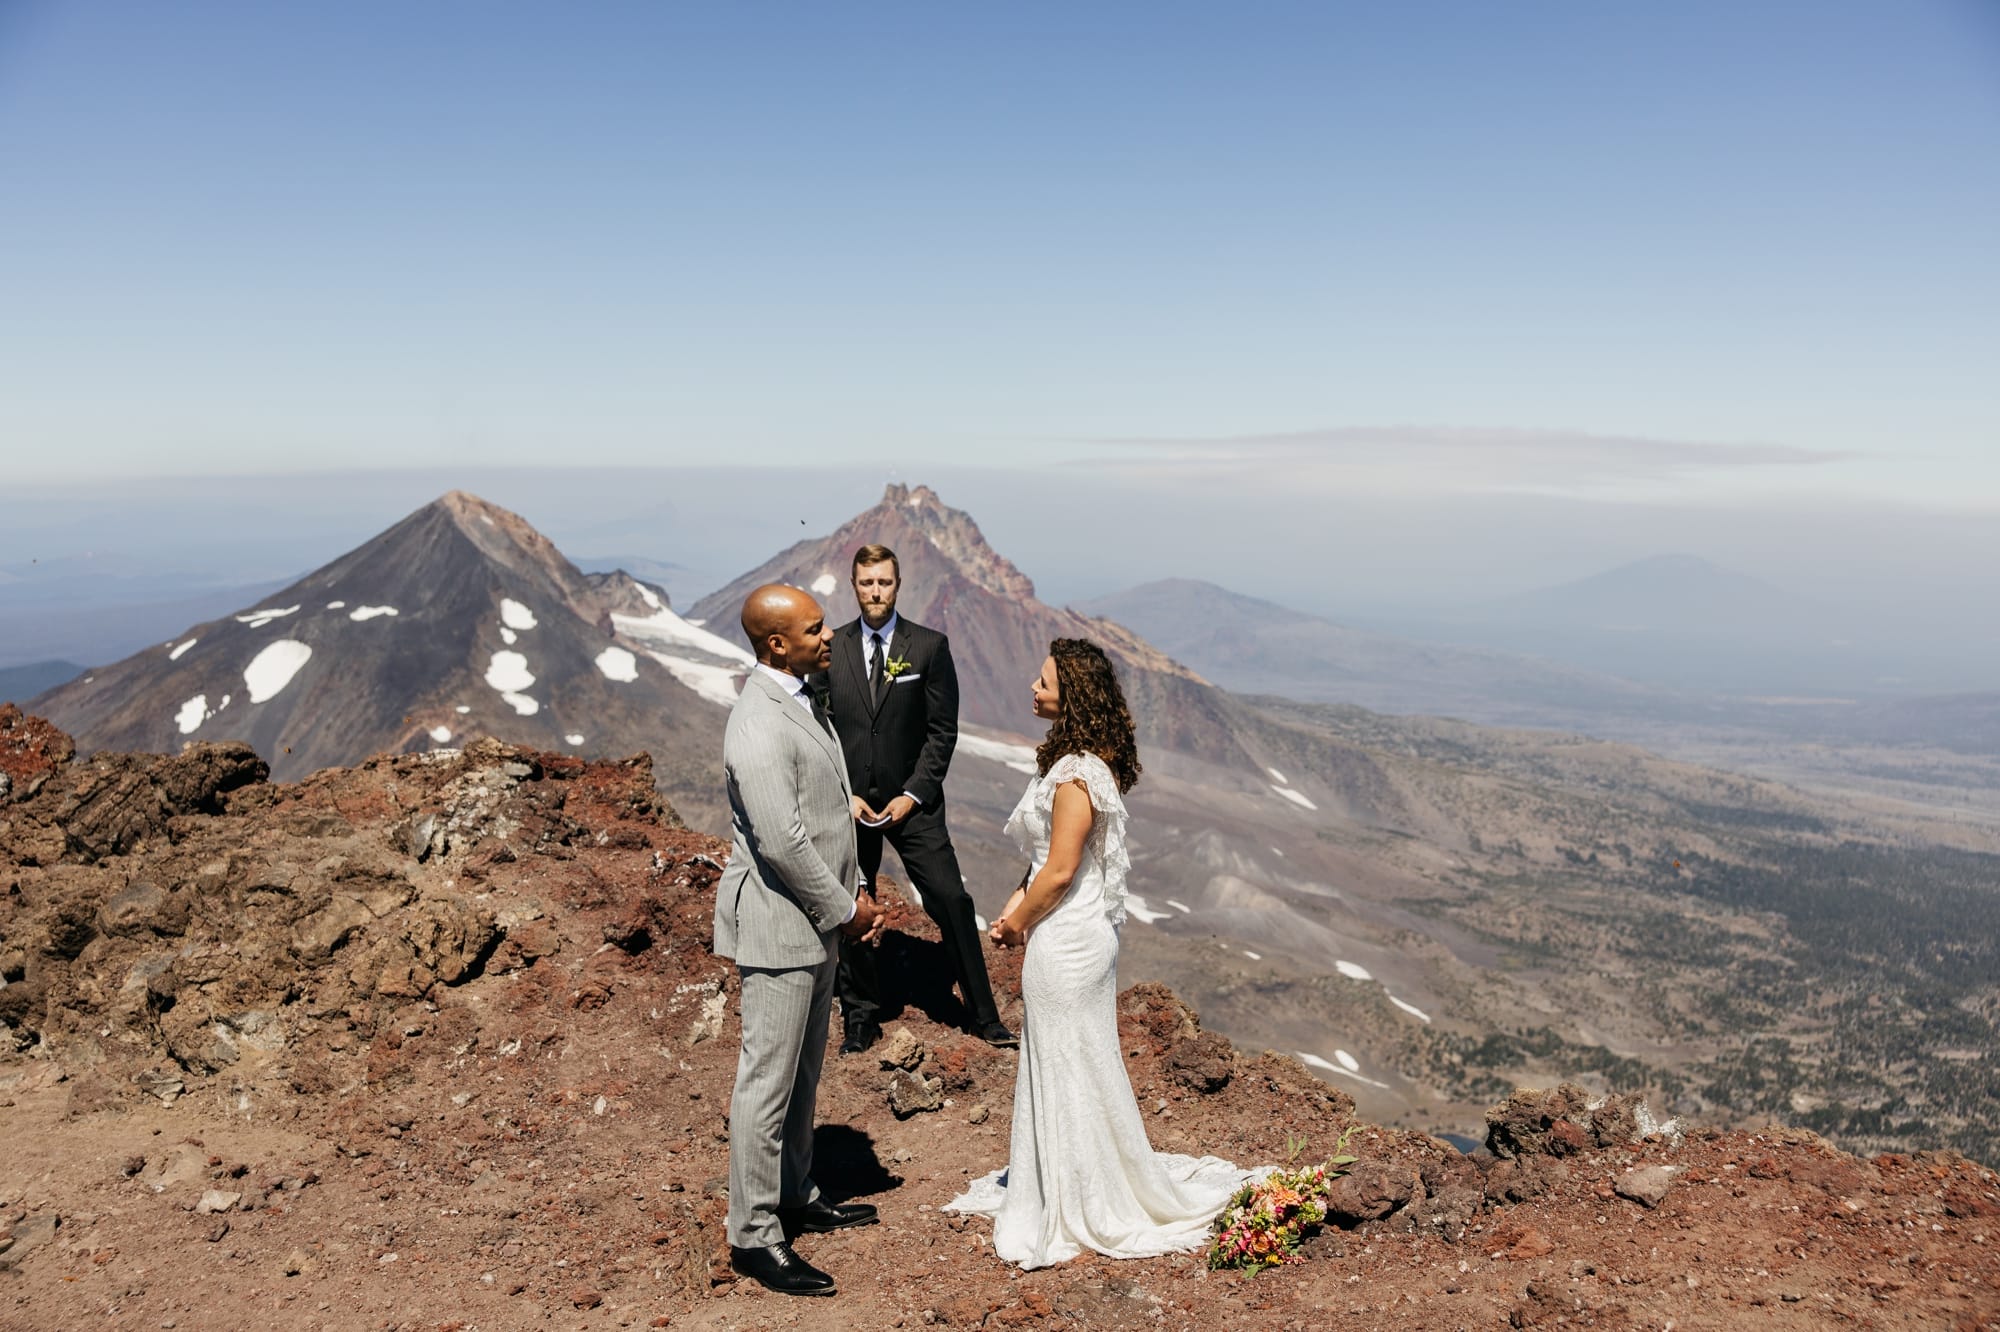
[1035,638,1142,793]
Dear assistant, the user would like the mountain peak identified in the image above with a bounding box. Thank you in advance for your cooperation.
[854,483,1035,602]
[424,491,574,578]
[882,481,941,510]
[30,492,730,785]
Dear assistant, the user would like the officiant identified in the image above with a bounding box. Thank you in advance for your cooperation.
[815,543,1016,1054]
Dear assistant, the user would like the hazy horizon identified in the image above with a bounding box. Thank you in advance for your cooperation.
[5,465,1995,697]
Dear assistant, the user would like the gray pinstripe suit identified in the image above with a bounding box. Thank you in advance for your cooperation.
[714,666,861,1248]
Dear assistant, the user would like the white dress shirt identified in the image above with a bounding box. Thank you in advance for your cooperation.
[858,612,922,808]
[860,611,899,679]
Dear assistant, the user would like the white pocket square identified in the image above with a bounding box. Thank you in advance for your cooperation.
[892,672,923,684]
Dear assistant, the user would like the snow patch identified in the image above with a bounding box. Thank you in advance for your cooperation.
[974,914,988,932]
[326,600,346,609]
[1243,950,1262,960]
[810,573,837,596]
[634,582,664,611]
[1633,1102,1684,1147]
[564,733,585,746]
[235,604,300,628]
[595,646,639,683]
[500,598,538,631]
[168,639,197,661]
[485,651,535,693]
[1267,767,1288,783]
[454,705,471,714]
[500,692,539,716]
[1296,1052,1390,1089]
[1166,899,1191,914]
[1333,1049,1360,1072]
[500,627,517,645]
[613,604,755,665]
[1334,959,1372,981]
[1388,995,1433,1023]
[1122,894,1171,925]
[243,639,313,703]
[645,651,741,708]
[429,726,452,743]
[349,605,399,621]
[957,730,1038,774]
[1273,785,1318,811]
[174,694,211,735]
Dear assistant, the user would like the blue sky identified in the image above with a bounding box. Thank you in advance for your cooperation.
[2,1,1997,510]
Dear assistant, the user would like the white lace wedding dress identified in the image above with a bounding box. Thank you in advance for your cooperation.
[943,752,1265,1269]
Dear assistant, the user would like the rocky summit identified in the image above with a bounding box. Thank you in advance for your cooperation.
[2,709,1995,1329]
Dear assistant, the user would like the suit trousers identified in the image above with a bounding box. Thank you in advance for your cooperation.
[726,957,835,1247]
[839,804,1000,1030]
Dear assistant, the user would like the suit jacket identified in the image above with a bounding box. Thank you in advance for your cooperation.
[713,668,860,969]
[817,616,959,809]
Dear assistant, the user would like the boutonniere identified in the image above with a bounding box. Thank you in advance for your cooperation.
[882,655,913,679]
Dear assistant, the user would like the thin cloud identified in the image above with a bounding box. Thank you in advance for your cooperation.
[1077,426,1859,498]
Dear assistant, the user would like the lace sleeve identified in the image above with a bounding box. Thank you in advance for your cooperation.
[1042,753,1132,927]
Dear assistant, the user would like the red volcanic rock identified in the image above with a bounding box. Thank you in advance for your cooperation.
[0,705,73,804]
[1485,1082,1659,1159]
[1164,1031,1235,1094]
[0,735,1995,1329]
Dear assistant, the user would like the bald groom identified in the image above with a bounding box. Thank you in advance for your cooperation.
[714,584,885,1298]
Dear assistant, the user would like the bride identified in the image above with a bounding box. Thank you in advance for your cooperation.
[943,638,1265,1269]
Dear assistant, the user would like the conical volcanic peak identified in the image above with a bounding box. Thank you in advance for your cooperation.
[428,491,587,598]
[29,493,732,805]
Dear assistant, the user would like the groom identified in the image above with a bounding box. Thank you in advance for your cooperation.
[820,543,1015,1052]
[715,584,885,1297]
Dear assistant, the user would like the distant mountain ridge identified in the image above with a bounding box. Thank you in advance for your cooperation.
[1083,577,1656,725]
[1482,553,1819,635]
[0,660,83,704]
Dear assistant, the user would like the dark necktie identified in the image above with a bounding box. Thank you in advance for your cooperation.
[869,632,889,703]
[808,686,834,735]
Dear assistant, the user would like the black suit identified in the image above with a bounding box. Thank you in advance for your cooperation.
[815,615,1000,1032]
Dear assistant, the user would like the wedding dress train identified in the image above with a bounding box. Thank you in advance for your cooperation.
[943,753,1265,1269]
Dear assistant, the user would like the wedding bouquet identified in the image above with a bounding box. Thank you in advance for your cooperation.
[1206,1131,1357,1272]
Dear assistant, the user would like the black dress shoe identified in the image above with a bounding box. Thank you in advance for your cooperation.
[840,1022,881,1055]
[978,1021,1020,1048]
[779,1196,880,1234]
[729,1241,836,1296]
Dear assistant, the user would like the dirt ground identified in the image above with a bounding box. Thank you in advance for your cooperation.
[2,714,1997,1330]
